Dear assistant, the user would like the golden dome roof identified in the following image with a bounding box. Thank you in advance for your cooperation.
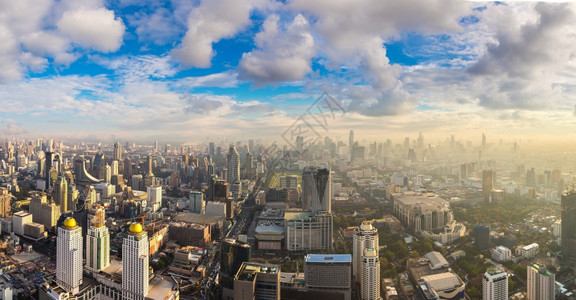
[129,222,143,233]
[63,217,77,228]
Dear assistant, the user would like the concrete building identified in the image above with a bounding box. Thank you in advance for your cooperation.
[353,221,379,283]
[361,249,381,300]
[234,262,280,300]
[13,211,32,236]
[527,263,555,300]
[519,243,539,259]
[227,145,240,186]
[474,224,491,251]
[147,186,162,212]
[54,176,68,213]
[168,222,210,247]
[56,218,83,295]
[482,268,508,300]
[285,211,333,251]
[122,223,149,299]
[393,192,453,232]
[304,254,351,300]
[189,191,205,214]
[491,246,512,262]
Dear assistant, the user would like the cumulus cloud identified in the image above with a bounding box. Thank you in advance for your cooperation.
[467,3,576,110]
[172,0,254,68]
[57,8,125,52]
[239,14,315,85]
[182,94,224,114]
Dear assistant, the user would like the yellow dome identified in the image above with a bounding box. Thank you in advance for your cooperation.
[63,217,77,228]
[129,222,143,233]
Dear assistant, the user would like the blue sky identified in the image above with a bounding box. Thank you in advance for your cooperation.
[1,0,576,143]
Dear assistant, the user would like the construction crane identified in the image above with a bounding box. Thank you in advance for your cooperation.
[119,214,147,224]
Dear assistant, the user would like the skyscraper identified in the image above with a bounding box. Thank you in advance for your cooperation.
[482,133,486,148]
[54,175,68,213]
[527,263,555,300]
[353,221,379,283]
[86,207,110,272]
[227,144,240,186]
[122,222,149,299]
[561,191,576,261]
[209,142,215,157]
[474,224,491,251]
[302,167,331,212]
[113,142,122,161]
[56,217,83,295]
[482,170,494,203]
[361,248,380,300]
[482,268,508,300]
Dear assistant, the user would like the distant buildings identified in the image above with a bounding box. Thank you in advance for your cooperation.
[482,170,494,202]
[482,268,508,300]
[527,263,555,300]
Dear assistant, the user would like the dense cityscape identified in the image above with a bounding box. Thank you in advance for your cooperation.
[2,0,576,300]
[0,133,573,299]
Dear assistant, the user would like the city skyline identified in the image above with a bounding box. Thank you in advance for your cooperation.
[1,1,576,142]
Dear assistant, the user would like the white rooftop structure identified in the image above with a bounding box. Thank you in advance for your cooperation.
[425,251,449,270]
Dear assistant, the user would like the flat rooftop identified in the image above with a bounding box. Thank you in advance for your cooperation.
[394,192,450,210]
[284,210,313,221]
[305,254,351,264]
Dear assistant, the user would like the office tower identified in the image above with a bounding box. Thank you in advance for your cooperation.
[353,221,379,282]
[0,188,11,218]
[234,262,280,300]
[561,191,576,261]
[482,170,494,203]
[113,142,122,161]
[122,222,149,299]
[227,145,240,186]
[86,207,110,272]
[54,176,68,213]
[111,160,119,175]
[482,268,508,300]
[56,218,83,295]
[527,263,555,300]
[482,133,486,148]
[189,191,205,214]
[209,142,215,157]
[474,224,491,251]
[68,185,79,212]
[147,155,154,176]
[285,211,333,251]
[361,248,380,300]
[154,140,159,153]
[304,254,352,299]
[220,238,251,291]
[302,167,331,212]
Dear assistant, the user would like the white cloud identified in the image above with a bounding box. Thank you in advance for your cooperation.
[172,0,254,68]
[238,14,315,85]
[57,8,125,52]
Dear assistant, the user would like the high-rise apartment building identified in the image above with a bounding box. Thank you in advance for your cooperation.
[86,208,110,272]
[527,263,555,300]
[302,167,331,212]
[122,222,149,299]
[482,268,508,300]
[353,221,379,282]
[361,248,381,300]
[56,218,83,295]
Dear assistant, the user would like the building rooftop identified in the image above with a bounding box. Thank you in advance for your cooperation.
[305,254,351,264]
[421,272,463,291]
[284,210,313,221]
[394,192,451,212]
[425,252,449,270]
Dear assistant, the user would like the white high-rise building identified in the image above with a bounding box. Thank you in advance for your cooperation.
[361,248,381,300]
[302,167,331,212]
[227,145,240,186]
[527,263,555,300]
[86,208,110,272]
[56,217,83,295]
[482,268,508,300]
[353,221,379,282]
[123,222,149,299]
[147,186,162,212]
